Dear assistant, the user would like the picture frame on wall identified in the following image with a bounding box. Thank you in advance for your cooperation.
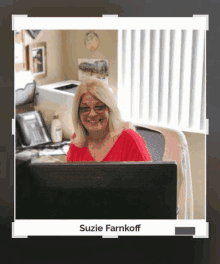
[84,31,100,51]
[26,30,42,39]
[30,42,47,79]
[15,29,26,71]
[78,58,109,85]
[15,30,31,71]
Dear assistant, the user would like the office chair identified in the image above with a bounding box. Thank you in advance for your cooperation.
[15,81,37,107]
[134,124,194,220]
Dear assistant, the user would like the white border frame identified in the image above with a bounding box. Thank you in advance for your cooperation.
[12,16,208,30]
[13,15,209,238]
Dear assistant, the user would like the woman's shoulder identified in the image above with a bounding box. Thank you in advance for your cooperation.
[70,133,77,145]
[67,134,88,162]
[122,128,141,139]
[70,133,85,148]
[120,127,146,147]
[119,122,137,136]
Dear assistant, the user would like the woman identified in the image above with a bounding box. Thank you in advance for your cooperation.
[67,78,151,162]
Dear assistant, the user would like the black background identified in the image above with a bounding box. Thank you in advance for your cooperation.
[1,0,219,263]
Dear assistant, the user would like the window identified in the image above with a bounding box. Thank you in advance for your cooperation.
[117,29,206,134]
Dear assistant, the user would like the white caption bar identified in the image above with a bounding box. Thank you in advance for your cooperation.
[12,220,208,238]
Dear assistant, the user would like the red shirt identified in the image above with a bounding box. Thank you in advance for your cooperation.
[67,129,151,162]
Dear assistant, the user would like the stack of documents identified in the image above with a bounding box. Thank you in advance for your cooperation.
[16,142,70,158]
[39,142,70,156]
[38,148,65,157]
[16,149,39,160]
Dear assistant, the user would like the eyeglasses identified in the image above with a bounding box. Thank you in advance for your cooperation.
[79,104,107,115]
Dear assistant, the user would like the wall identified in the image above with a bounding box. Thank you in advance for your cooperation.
[184,132,206,219]
[26,30,64,86]
[31,30,117,139]
[61,30,118,96]
[21,30,117,91]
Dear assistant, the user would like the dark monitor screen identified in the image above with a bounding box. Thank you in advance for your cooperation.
[16,161,177,219]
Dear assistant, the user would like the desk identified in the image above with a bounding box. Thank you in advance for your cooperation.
[16,141,69,164]
[31,154,67,163]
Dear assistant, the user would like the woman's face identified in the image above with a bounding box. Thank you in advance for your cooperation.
[79,92,109,133]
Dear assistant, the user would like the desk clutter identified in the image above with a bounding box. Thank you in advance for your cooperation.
[16,141,70,163]
[31,155,65,163]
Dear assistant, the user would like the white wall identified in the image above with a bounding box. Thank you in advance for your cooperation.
[28,30,64,86]
[61,30,118,96]
[184,132,206,219]
[15,30,64,90]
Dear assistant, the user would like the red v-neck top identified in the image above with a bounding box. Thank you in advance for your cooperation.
[67,129,151,162]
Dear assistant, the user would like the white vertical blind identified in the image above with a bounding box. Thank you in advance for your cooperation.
[189,31,205,131]
[168,30,182,127]
[149,30,160,123]
[140,30,150,123]
[178,30,193,128]
[121,30,132,121]
[118,29,206,134]
[117,29,123,112]
[131,30,141,120]
[159,30,170,125]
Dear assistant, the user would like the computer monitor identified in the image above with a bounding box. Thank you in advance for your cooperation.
[16,161,177,219]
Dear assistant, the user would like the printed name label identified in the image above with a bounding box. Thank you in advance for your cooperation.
[80,224,141,232]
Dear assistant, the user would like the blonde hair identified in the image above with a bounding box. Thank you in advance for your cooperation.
[72,77,135,147]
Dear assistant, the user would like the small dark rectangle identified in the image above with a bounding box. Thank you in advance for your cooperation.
[55,84,78,90]
[0,146,6,152]
[0,153,7,179]
[175,227,195,235]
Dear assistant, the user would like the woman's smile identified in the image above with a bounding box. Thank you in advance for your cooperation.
[88,119,102,124]
[85,117,108,131]
[79,93,109,133]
